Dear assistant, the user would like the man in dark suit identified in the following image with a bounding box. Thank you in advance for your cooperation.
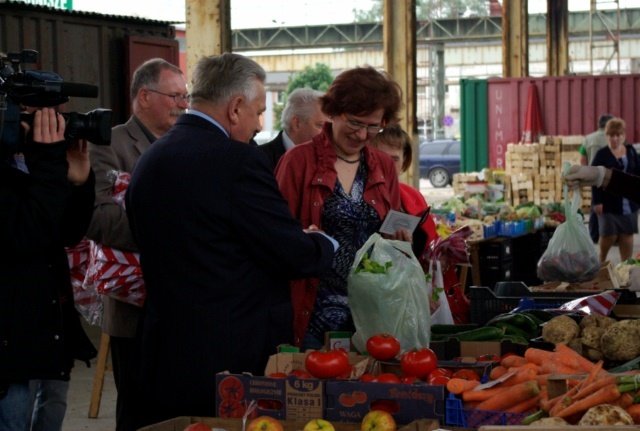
[86,58,188,431]
[126,53,336,426]
[259,87,327,170]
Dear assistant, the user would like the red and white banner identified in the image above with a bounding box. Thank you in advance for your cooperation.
[66,239,103,325]
[559,290,620,316]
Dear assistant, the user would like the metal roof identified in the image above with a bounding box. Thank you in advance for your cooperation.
[0,0,182,24]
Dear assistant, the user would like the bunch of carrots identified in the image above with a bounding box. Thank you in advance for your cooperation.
[445,343,640,424]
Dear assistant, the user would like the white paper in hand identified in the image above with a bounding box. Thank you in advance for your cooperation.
[379,209,421,235]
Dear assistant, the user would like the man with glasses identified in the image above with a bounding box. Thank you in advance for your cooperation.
[86,58,187,431]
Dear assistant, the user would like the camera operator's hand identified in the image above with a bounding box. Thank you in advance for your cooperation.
[32,108,65,144]
[66,139,91,186]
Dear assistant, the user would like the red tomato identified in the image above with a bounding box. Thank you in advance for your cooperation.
[289,369,313,379]
[305,349,351,379]
[400,348,437,379]
[359,373,378,382]
[376,373,401,384]
[429,368,453,379]
[267,372,287,379]
[428,374,450,385]
[366,333,401,361]
[185,423,214,431]
[400,375,419,384]
[452,368,480,381]
[218,399,246,418]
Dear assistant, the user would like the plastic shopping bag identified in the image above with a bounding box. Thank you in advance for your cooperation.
[427,260,454,325]
[537,167,600,282]
[348,233,431,353]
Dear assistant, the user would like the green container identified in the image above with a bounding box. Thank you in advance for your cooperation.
[460,79,489,172]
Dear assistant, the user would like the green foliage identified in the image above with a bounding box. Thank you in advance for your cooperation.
[273,63,334,130]
[353,0,489,22]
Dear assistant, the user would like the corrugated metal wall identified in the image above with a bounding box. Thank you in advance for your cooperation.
[0,3,176,124]
[460,79,488,172]
[486,74,640,169]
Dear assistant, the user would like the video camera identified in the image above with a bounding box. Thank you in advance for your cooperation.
[0,49,112,155]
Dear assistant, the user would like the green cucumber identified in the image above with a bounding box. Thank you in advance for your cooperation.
[491,321,531,340]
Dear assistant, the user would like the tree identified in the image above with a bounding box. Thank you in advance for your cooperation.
[353,0,489,22]
[273,63,334,130]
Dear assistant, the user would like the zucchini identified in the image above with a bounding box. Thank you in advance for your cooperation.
[431,324,479,335]
[449,326,505,341]
[491,321,531,340]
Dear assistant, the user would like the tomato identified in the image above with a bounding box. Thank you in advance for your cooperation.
[400,375,419,384]
[359,373,378,382]
[400,348,437,379]
[376,373,401,384]
[289,369,313,379]
[429,368,453,379]
[428,374,450,385]
[366,333,401,361]
[217,375,244,401]
[305,349,351,379]
[451,368,480,381]
[339,393,356,407]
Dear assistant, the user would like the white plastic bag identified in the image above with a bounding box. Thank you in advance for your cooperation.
[428,260,454,325]
[348,233,431,353]
[537,169,600,283]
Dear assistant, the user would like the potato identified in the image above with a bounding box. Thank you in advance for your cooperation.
[578,404,634,425]
[529,417,568,426]
[584,347,603,362]
[542,315,580,344]
[567,337,583,355]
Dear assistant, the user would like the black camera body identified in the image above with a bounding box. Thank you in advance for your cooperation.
[1,49,112,155]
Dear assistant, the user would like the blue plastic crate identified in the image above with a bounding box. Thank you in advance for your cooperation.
[445,394,528,428]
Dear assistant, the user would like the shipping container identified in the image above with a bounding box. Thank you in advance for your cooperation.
[0,1,178,125]
[460,79,489,172]
[483,74,640,169]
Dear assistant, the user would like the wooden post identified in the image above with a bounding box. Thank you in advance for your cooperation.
[502,0,529,77]
[185,0,232,81]
[88,332,110,418]
[547,0,569,76]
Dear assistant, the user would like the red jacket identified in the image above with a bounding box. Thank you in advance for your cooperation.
[275,123,402,346]
[399,183,438,253]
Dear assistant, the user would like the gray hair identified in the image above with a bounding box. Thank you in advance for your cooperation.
[190,53,266,105]
[281,87,324,132]
[130,58,183,100]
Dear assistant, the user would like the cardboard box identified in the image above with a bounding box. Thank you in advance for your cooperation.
[215,373,323,421]
[138,417,441,431]
[429,339,527,361]
[324,380,445,425]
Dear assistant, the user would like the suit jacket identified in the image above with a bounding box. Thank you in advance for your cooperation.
[87,116,150,337]
[258,130,286,171]
[126,113,334,424]
[606,168,640,205]
[591,144,640,214]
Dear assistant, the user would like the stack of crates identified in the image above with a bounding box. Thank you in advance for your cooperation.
[537,136,562,205]
[505,143,539,206]
[452,172,481,196]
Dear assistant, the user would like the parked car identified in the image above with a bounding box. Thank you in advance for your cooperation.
[419,139,461,187]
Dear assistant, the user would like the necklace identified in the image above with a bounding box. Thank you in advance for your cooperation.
[336,154,361,164]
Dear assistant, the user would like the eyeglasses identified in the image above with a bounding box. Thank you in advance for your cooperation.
[343,115,383,136]
[146,88,190,104]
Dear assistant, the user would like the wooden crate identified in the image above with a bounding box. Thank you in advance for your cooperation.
[510,173,534,206]
[533,173,557,205]
[452,172,481,196]
[505,143,540,174]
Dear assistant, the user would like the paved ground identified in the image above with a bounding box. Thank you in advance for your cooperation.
[63,182,635,430]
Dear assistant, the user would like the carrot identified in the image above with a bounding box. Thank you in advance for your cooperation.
[540,393,563,412]
[613,392,634,409]
[535,373,551,387]
[447,378,479,395]
[539,361,581,376]
[553,384,620,418]
[489,365,508,380]
[506,391,544,413]
[626,404,640,425]
[554,343,596,373]
[500,366,538,387]
[501,355,527,368]
[524,347,554,366]
[476,380,540,412]
[462,385,508,403]
[572,374,616,402]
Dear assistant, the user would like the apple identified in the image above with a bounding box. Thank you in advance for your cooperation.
[303,418,335,431]
[361,410,397,431]
[246,416,284,431]
[184,423,211,431]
